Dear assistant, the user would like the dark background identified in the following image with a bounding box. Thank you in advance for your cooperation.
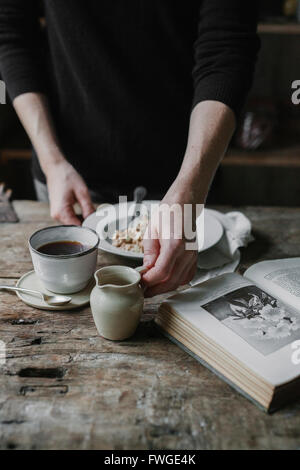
[0,0,300,205]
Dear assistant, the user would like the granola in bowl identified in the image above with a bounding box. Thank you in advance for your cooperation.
[112,215,149,254]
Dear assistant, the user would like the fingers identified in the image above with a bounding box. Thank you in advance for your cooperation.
[145,258,186,298]
[143,236,160,269]
[144,250,197,298]
[47,162,94,225]
[52,203,82,226]
[143,240,181,287]
[75,186,95,220]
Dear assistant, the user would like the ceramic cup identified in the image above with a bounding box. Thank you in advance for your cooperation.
[90,265,146,341]
[29,225,99,294]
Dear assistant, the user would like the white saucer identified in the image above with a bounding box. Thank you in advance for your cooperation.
[16,271,94,311]
[83,202,224,260]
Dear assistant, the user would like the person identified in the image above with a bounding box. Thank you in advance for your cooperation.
[0,1,260,296]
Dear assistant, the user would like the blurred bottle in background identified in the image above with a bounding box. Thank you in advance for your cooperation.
[283,0,298,18]
[283,0,298,17]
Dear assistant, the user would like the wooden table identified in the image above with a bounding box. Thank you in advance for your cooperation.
[0,201,299,450]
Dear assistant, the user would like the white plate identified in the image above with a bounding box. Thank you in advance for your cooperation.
[83,201,223,260]
[16,271,94,311]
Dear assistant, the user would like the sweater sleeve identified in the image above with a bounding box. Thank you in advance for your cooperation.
[192,0,260,118]
[0,0,45,101]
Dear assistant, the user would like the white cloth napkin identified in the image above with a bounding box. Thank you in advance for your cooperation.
[190,210,254,287]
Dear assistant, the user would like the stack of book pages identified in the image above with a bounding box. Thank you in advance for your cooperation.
[156,259,300,412]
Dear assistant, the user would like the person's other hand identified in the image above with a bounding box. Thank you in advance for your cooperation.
[142,186,200,297]
[46,160,95,225]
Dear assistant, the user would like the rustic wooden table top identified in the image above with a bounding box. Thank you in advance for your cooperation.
[0,201,299,450]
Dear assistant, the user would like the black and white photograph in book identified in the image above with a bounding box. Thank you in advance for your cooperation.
[202,286,300,356]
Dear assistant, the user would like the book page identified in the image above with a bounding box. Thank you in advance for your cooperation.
[244,258,300,311]
[162,272,300,386]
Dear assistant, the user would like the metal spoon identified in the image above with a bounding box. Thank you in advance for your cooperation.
[0,286,72,306]
[104,186,148,248]
[128,186,148,227]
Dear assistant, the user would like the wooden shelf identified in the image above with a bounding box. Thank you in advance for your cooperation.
[2,146,300,169]
[258,22,300,34]
[0,148,31,164]
[223,144,300,168]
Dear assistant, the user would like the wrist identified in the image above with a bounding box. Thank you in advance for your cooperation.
[171,171,207,205]
[41,151,69,177]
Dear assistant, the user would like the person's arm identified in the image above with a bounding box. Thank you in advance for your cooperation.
[142,0,260,297]
[143,101,235,297]
[13,93,94,224]
[0,1,94,224]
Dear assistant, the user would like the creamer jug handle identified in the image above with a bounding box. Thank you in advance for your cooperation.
[135,266,149,275]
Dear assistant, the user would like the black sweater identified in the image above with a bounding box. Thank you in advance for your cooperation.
[0,0,260,198]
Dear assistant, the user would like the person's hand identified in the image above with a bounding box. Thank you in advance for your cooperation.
[46,160,95,225]
[142,181,201,297]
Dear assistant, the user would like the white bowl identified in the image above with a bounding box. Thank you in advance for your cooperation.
[29,226,99,294]
[83,203,224,260]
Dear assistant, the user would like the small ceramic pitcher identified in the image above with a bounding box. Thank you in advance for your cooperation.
[90,265,147,341]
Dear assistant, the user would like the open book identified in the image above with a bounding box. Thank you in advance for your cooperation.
[156,258,300,412]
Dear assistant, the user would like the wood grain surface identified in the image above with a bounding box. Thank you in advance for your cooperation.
[0,202,299,450]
